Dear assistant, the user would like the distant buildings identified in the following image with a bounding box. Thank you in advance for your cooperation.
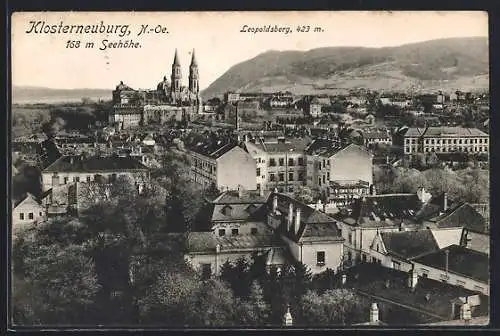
[362,129,392,148]
[400,127,489,155]
[110,49,201,129]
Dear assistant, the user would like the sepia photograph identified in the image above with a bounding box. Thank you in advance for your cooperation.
[10,11,490,328]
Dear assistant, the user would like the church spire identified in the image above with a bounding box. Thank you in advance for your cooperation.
[173,48,180,66]
[190,49,198,67]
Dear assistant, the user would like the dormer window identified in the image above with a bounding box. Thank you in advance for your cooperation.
[222,205,233,216]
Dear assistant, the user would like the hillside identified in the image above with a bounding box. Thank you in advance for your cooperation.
[12,86,112,104]
[202,37,489,98]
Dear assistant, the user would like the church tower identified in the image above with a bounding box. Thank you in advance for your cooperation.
[189,49,199,94]
[170,49,182,103]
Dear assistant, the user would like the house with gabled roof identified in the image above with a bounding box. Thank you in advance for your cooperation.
[41,154,150,192]
[12,193,46,230]
[369,229,440,272]
[267,192,344,274]
[184,189,346,278]
[412,245,489,296]
[184,189,286,278]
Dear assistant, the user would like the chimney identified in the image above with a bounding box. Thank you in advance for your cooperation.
[288,203,294,232]
[283,305,293,326]
[294,207,301,234]
[443,192,448,212]
[238,185,243,198]
[408,270,418,289]
[460,302,472,322]
[341,274,347,285]
[370,303,379,323]
[445,249,449,276]
[273,195,278,213]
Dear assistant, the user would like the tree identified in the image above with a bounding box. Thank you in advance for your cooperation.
[300,289,364,325]
[294,186,315,204]
[137,270,200,325]
[193,279,238,326]
[235,281,271,325]
[12,242,101,325]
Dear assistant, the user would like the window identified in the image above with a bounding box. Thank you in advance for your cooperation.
[270,173,276,182]
[64,177,68,184]
[298,157,304,165]
[39,212,43,216]
[19,213,24,220]
[256,168,261,176]
[317,251,325,266]
[28,213,34,220]
[298,172,305,181]
[348,232,353,244]
[251,228,258,235]
[278,173,284,182]
[201,263,212,280]
[269,158,276,167]
[288,158,294,166]
[232,228,239,236]
[327,172,330,180]
[86,175,91,182]
[218,229,225,236]
[75,176,80,182]
[318,178,322,186]
[289,172,294,181]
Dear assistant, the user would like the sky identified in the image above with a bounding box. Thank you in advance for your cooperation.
[11,11,488,90]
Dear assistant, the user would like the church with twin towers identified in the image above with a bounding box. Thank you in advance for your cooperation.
[156,48,201,107]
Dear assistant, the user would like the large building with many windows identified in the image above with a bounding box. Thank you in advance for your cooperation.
[244,137,310,194]
[402,127,489,155]
[41,154,150,192]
